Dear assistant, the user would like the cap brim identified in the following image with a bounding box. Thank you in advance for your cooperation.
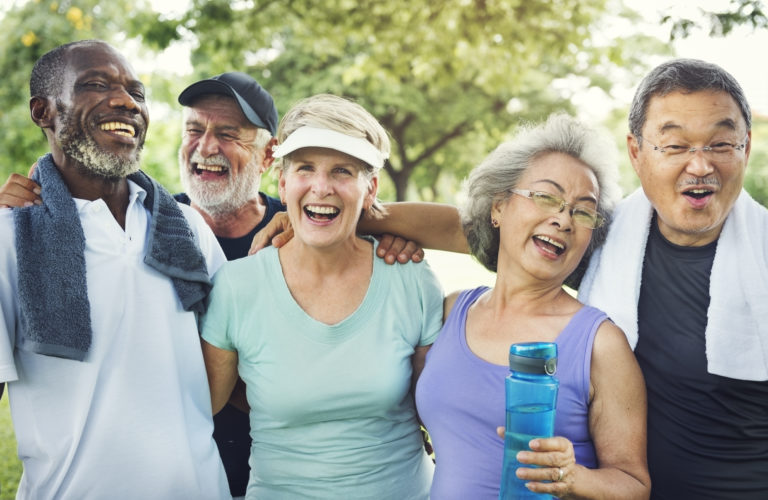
[178,80,271,131]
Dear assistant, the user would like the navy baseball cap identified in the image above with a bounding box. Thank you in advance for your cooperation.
[178,72,278,135]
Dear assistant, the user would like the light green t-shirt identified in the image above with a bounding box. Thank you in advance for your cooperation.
[201,239,443,499]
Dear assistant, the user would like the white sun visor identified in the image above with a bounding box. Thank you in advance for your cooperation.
[273,126,387,170]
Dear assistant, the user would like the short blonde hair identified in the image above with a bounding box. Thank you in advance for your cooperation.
[278,94,388,214]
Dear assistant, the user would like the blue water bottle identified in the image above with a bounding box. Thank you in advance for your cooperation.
[499,342,559,500]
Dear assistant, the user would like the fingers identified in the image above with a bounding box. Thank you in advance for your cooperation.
[376,234,399,264]
[248,212,292,255]
[401,240,424,263]
[515,436,577,496]
[375,234,424,265]
[271,224,294,249]
[516,437,572,467]
[0,172,42,208]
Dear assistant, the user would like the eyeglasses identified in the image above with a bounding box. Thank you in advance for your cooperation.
[509,189,604,229]
[637,135,748,163]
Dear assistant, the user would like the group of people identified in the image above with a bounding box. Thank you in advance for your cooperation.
[0,38,765,500]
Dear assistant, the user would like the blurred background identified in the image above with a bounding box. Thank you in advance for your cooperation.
[1,1,767,497]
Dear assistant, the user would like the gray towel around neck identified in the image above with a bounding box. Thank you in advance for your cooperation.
[14,153,211,361]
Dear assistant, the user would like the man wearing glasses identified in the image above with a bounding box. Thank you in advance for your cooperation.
[580,58,768,499]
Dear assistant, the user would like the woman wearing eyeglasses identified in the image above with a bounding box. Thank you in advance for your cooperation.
[410,114,650,499]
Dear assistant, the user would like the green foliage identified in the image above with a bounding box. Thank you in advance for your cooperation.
[744,115,768,206]
[0,396,21,500]
[664,0,767,40]
[174,0,654,201]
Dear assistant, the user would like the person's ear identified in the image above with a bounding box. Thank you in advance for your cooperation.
[363,176,379,212]
[627,133,642,176]
[30,96,54,129]
[260,137,278,173]
[278,168,286,204]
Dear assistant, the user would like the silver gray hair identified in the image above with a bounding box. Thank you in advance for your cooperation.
[629,58,751,141]
[461,113,621,285]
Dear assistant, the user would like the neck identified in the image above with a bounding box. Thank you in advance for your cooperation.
[490,274,572,314]
[193,195,266,238]
[52,151,130,228]
[280,236,372,275]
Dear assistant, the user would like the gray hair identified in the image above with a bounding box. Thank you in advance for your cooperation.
[461,113,621,285]
[629,58,752,140]
[277,94,389,214]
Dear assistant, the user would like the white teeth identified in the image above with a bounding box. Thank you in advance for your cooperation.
[100,121,135,137]
[536,235,564,250]
[306,205,339,215]
[688,189,710,194]
[196,164,225,172]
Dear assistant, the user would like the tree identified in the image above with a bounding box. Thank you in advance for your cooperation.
[662,0,767,40]
[170,0,649,201]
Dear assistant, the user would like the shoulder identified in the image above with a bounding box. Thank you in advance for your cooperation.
[443,290,462,322]
[591,318,634,362]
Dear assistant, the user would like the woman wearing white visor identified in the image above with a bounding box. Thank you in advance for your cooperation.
[200,94,443,499]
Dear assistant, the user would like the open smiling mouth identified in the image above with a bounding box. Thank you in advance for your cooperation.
[194,164,228,175]
[100,121,136,137]
[684,188,714,199]
[533,235,565,256]
[304,205,340,222]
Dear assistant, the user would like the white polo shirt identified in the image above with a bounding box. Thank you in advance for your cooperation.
[0,181,230,500]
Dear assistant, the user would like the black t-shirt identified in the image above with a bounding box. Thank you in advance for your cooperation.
[176,191,285,496]
[174,192,286,261]
[636,217,768,499]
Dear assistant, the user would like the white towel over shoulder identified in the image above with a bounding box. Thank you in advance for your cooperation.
[579,188,768,381]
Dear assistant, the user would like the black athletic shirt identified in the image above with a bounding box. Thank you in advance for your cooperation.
[636,217,768,499]
[175,191,285,497]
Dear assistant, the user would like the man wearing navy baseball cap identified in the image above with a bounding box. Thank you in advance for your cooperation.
[175,72,283,261]
[174,73,285,498]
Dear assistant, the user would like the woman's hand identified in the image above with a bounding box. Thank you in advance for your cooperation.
[515,436,578,498]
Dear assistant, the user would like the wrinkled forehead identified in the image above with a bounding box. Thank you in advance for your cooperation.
[644,90,747,136]
[62,43,141,86]
[184,95,250,126]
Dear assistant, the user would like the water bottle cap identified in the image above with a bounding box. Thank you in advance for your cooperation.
[508,342,558,375]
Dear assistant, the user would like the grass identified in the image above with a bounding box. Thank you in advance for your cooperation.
[0,250,491,497]
[0,393,21,500]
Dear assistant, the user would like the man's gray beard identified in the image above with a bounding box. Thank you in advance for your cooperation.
[55,103,142,181]
[178,148,262,218]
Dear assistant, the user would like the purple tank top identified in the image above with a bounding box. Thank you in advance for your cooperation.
[415,286,604,499]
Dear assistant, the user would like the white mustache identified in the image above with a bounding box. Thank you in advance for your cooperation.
[678,177,721,188]
[190,150,231,169]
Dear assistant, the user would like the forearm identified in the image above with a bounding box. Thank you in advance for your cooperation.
[201,340,239,415]
[562,465,650,500]
[359,202,469,253]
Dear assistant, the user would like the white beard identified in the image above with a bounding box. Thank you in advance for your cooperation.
[178,148,262,218]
